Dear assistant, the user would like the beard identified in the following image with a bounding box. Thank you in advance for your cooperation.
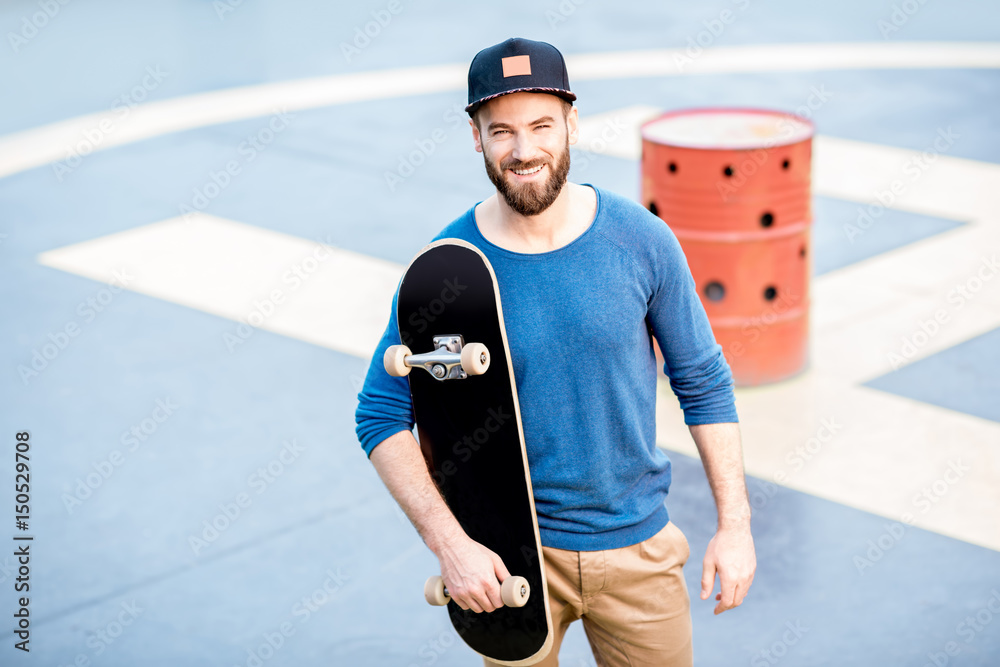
[483,137,571,217]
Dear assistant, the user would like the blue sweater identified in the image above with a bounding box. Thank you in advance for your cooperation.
[355,185,738,551]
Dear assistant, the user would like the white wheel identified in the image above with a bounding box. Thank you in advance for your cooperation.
[424,575,450,606]
[383,345,412,377]
[501,576,530,608]
[461,343,490,376]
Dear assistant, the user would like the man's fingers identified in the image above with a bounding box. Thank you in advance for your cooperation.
[493,553,512,582]
[483,580,504,611]
[455,588,491,613]
[715,576,738,615]
[700,558,717,600]
[484,553,510,610]
[715,581,747,615]
[455,594,484,614]
[734,587,748,609]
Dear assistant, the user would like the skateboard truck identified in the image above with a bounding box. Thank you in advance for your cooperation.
[424,574,530,608]
[384,336,490,380]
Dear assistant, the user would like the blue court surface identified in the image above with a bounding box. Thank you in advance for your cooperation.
[2,1,999,666]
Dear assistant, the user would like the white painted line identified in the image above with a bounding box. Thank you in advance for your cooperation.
[37,214,404,360]
[3,42,999,180]
[657,375,1000,553]
[570,42,1000,79]
[578,110,1000,223]
[812,222,1000,382]
[813,135,1000,222]
[0,63,465,182]
[575,104,662,160]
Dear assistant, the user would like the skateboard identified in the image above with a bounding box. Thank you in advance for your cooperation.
[383,238,553,666]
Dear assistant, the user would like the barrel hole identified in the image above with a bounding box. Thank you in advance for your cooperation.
[782,158,791,170]
[668,161,677,173]
[760,212,774,228]
[764,286,777,301]
[723,165,734,177]
[647,201,659,217]
[799,244,807,258]
[704,282,725,302]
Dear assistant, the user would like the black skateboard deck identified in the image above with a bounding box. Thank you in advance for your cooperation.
[386,238,552,665]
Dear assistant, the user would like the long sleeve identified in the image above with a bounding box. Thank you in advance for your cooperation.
[645,223,738,425]
[355,289,415,457]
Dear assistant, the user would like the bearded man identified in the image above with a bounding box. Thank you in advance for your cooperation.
[356,37,756,667]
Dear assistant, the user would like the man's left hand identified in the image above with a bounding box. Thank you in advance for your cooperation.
[700,524,756,615]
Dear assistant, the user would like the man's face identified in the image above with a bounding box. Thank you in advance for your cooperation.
[472,92,578,217]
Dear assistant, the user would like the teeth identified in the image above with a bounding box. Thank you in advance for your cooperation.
[513,165,543,176]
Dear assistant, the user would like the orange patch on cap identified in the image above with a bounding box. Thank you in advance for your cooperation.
[501,55,532,78]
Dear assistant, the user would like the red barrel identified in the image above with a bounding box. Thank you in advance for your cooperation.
[640,108,815,386]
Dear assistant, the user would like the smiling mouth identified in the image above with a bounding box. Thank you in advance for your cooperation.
[509,164,544,177]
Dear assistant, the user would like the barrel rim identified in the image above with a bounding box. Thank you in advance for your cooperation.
[640,107,816,150]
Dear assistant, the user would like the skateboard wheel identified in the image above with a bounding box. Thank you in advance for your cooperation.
[424,575,450,606]
[501,576,530,608]
[384,345,412,377]
[460,343,490,376]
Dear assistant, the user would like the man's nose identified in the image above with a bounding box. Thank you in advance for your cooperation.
[511,132,539,163]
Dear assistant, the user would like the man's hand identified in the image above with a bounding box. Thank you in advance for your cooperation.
[436,535,512,613]
[700,523,756,615]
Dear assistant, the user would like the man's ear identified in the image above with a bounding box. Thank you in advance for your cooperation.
[470,118,483,153]
[566,106,580,147]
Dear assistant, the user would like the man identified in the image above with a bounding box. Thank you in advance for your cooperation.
[356,37,756,666]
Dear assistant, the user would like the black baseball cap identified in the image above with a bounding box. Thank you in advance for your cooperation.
[465,38,576,116]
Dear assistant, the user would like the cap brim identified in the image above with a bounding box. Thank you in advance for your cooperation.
[465,87,577,114]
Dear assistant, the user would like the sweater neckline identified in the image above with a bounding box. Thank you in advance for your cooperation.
[469,184,602,260]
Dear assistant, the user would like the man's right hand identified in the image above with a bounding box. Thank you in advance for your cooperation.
[435,535,512,613]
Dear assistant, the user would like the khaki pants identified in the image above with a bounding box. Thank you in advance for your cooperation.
[485,521,693,667]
